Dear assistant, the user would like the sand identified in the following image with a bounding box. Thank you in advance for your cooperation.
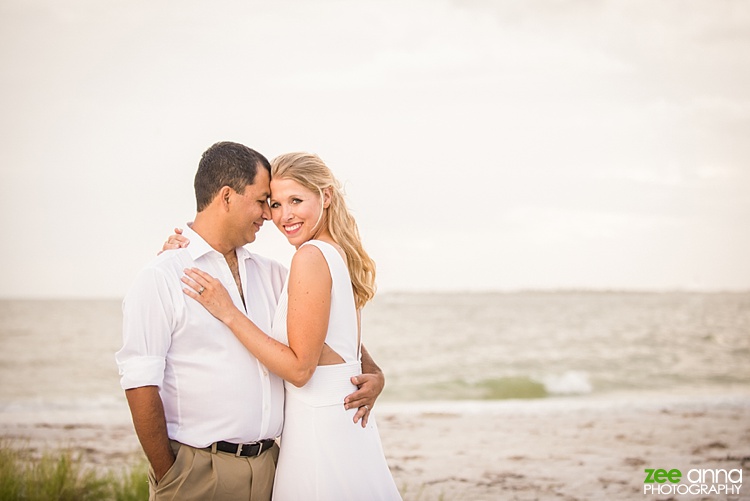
[1,389,749,501]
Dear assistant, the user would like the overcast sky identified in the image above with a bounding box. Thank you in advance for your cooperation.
[1,0,749,298]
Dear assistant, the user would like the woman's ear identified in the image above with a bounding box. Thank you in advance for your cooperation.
[323,187,332,209]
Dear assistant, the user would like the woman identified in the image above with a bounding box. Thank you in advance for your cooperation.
[180,152,401,500]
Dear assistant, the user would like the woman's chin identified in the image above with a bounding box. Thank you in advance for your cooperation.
[283,235,299,247]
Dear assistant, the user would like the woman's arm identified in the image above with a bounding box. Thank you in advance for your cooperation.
[182,244,332,387]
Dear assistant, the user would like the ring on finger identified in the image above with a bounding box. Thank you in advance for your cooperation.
[198,286,205,295]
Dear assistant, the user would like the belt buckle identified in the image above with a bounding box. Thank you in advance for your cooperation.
[234,441,263,457]
[256,440,266,457]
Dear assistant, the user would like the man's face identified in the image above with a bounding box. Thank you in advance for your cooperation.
[228,167,271,246]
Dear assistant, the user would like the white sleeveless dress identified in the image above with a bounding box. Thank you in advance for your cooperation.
[270,240,401,501]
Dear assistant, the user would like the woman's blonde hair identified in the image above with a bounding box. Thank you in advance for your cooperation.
[271,152,377,308]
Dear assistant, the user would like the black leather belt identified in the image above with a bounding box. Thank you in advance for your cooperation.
[211,439,276,457]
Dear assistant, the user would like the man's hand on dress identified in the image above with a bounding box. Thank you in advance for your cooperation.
[344,372,385,428]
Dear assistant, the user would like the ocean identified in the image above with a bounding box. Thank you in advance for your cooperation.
[0,292,748,418]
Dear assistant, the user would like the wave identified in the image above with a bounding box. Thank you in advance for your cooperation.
[385,372,594,401]
[540,371,593,395]
[0,395,126,413]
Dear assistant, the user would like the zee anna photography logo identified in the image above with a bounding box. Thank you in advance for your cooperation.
[643,467,743,496]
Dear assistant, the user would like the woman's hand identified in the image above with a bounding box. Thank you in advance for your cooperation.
[158,227,190,255]
[182,268,239,324]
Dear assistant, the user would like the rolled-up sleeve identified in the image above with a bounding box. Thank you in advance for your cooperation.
[116,266,176,390]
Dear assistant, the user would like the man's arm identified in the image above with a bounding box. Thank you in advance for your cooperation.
[125,386,175,482]
[344,344,385,427]
[360,344,383,377]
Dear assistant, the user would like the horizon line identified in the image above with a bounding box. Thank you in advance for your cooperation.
[2,286,749,301]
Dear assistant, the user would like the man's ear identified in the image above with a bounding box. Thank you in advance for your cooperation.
[219,186,233,209]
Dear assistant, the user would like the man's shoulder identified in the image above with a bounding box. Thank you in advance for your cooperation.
[128,249,193,288]
[244,250,288,276]
[146,248,193,271]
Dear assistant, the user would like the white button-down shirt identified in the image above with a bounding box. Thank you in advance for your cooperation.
[116,226,287,448]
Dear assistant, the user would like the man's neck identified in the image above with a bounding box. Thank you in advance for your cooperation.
[191,213,237,257]
[192,213,246,308]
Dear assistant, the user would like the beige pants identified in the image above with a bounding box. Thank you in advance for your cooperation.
[148,440,279,501]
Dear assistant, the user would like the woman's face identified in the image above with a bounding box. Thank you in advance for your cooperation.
[269,177,328,248]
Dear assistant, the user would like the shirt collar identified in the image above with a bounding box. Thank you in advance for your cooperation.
[236,242,252,261]
[182,225,219,261]
[182,225,253,262]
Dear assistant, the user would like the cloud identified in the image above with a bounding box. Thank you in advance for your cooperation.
[1,0,749,296]
[502,205,684,243]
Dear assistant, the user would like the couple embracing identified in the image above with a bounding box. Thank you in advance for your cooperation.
[116,142,401,500]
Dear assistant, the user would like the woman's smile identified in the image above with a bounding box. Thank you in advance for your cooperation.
[284,222,302,234]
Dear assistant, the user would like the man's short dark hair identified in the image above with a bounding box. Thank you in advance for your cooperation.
[194,142,272,212]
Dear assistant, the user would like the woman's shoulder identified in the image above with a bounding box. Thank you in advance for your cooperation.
[291,241,329,269]
[301,239,347,262]
[300,239,334,250]
[289,242,332,287]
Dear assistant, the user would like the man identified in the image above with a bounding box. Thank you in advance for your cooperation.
[116,142,384,501]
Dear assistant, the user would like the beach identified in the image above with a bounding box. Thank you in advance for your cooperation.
[2,389,748,501]
[1,295,749,499]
